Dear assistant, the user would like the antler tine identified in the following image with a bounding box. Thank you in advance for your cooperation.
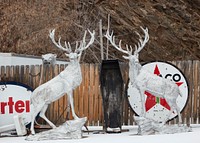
[68,42,72,52]
[75,41,79,51]
[134,27,149,54]
[49,29,71,53]
[63,41,71,53]
[105,29,131,55]
[76,29,95,52]
[126,44,133,54]
[82,30,87,47]
[84,29,95,49]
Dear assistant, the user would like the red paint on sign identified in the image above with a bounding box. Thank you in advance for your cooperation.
[0,97,30,114]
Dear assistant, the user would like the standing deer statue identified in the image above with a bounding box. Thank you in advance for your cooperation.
[30,29,95,135]
[105,27,182,125]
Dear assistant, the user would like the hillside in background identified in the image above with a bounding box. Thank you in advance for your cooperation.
[0,0,199,63]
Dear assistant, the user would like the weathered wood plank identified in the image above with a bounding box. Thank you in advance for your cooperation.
[93,64,100,125]
[5,66,10,81]
[51,65,59,124]
[29,65,35,89]
[184,60,193,125]
[176,61,186,124]
[197,61,200,124]
[179,61,187,124]
[60,65,67,122]
[77,64,84,118]
[0,66,5,82]
[24,65,29,87]
[130,108,134,125]
[193,61,198,123]
[83,64,90,125]
[15,65,20,82]
[89,64,94,125]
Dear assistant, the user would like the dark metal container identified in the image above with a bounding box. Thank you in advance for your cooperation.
[100,60,124,133]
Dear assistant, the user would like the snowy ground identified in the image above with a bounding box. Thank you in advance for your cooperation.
[0,124,200,143]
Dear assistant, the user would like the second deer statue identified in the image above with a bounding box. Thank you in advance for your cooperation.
[30,29,95,135]
[105,27,182,126]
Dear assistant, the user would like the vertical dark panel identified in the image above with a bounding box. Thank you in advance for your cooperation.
[100,60,124,132]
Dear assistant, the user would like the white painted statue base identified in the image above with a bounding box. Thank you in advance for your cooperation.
[26,117,87,141]
[134,116,191,135]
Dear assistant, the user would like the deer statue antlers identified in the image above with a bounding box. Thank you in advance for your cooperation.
[49,29,95,54]
[105,26,149,58]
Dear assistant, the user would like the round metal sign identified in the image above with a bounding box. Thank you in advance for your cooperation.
[127,61,189,122]
[0,81,33,128]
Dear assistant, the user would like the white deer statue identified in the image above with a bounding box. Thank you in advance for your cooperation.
[30,29,95,135]
[105,27,182,125]
[39,53,57,85]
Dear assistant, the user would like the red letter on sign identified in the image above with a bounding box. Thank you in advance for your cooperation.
[15,100,25,113]
[8,97,14,113]
[0,102,7,114]
[25,100,30,112]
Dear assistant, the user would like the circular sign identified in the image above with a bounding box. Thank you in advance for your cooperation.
[127,61,188,122]
[0,81,33,128]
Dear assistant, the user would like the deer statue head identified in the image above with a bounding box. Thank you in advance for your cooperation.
[49,29,95,62]
[105,26,149,64]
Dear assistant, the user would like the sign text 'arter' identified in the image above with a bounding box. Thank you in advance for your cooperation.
[0,97,30,114]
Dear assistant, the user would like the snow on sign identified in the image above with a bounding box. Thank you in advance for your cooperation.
[128,61,189,122]
[0,82,33,130]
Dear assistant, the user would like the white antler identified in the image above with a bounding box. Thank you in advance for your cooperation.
[105,27,149,56]
[49,29,95,53]
[134,27,149,54]
[75,29,95,53]
[105,30,133,56]
[49,29,72,53]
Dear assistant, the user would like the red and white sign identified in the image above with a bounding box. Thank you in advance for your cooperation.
[0,82,33,128]
[128,61,189,122]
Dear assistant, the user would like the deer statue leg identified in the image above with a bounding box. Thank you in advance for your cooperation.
[30,105,43,135]
[159,97,173,127]
[138,88,146,117]
[162,98,182,127]
[39,104,56,128]
[172,103,182,125]
[176,107,182,125]
[30,113,37,134]
[68,90,79,120]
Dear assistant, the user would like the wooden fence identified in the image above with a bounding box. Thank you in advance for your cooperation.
[0,60,200,126]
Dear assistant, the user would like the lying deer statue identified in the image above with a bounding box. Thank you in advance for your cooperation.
[105,27,182,125]
[30,29,95,135]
